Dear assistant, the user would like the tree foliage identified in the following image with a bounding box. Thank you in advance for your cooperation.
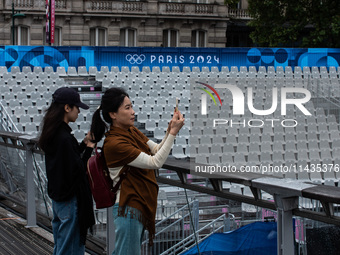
[247,0,340,47]
[224,0,240,8]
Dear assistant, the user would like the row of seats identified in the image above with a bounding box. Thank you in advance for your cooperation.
[101,69,339,83]
[0,66,81,77]
[0,71,61,81]
[13,116,92,136]
[1,84,61,94]
[2,65,340,75]
[176,135,340,149]
[1,65,340,185]
[0,78,65,87]
[188,119,339,137]
[188,139,339,153]
[188,130,340,142]
[171,145,340,182]
[109,77,190,87]
[2,91,53,101]
[191,146,338,161]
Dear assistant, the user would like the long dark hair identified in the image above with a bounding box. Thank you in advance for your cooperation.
[90,87,129,143]
[38,102,70,152]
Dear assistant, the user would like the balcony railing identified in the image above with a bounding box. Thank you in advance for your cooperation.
[228,8,251,19]
[195,4,213,14]
[5,0,228,17]
[161,2,220,16]
[89,1,145,13]
[165,3,185,13]
[9,0,66,9]
[90,1,113,11]
[55,0,67,9]
[122,2,144,12]
[12,0,34,8]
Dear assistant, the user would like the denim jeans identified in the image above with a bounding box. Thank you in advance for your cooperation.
[52,196,85,255]
[112,203,145,255]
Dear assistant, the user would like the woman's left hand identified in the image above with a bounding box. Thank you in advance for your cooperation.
[84,131,96,148]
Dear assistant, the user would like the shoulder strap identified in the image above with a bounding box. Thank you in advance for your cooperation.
[98,145,129,192]
[112,166,130,193]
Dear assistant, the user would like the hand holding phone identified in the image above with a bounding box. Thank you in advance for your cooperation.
[170,100,185,136]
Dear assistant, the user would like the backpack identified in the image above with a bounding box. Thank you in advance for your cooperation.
[87,147,128,209]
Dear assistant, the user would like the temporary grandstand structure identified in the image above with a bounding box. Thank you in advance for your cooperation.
[1,64,340,255]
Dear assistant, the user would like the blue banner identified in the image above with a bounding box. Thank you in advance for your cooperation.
[0,46,339,72]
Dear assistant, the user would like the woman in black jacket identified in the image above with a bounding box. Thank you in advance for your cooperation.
[39,87,95,255]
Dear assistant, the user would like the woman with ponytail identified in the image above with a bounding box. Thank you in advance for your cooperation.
[90,87,185,255]
[39,87,95,255]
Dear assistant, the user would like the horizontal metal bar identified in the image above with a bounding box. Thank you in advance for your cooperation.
[156,176,277,210]
[293,208,340,226]
[157,176,340,226]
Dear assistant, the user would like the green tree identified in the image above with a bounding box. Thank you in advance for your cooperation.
[224,0,241,8]
[247,0,340,47]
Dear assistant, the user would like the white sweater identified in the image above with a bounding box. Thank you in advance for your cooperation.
[108,131,175,203]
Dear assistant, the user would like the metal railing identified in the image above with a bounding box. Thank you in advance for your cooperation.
[177,213,228,254]
[0,101,52,217]
[0,107,233,254]
[141,200,233,255]
[141,200,199,254]
[0,101,20,133]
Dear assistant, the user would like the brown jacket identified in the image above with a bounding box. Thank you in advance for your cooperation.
[104,126,158,244]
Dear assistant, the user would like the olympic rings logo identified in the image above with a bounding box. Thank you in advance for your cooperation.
[126,54,146,64]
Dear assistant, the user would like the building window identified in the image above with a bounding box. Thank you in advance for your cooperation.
[54,28,61,46]
[191,30,206,47]
[43,27,61,45]
[163,29,178,47]
[120,28,136,47]
[237,0,242,9]
[14,26,29,45]
[90,27,106,46]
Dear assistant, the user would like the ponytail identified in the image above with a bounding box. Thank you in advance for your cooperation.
[90,106,108,143]
[90,87,129,143]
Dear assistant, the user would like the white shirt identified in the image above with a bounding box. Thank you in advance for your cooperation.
[108,131,175,202]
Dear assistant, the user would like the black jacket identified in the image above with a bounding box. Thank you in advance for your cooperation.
[45,121,95,244]
[45,122,92,201]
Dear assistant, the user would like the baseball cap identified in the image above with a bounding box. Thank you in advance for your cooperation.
[52,87,89,110]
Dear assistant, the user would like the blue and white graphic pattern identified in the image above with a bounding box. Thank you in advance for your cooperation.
[0,46,339,71]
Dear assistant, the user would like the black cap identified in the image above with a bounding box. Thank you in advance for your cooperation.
[52,87,89,110]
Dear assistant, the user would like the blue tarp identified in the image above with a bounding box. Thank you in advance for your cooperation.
[181,222,277,255]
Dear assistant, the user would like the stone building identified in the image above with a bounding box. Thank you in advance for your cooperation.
[0,0,251,47]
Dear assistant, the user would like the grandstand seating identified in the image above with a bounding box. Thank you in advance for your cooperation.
[1,65,340,184]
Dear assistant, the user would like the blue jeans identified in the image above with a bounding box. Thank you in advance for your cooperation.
[52,196,85,255]
[112,203,145,255]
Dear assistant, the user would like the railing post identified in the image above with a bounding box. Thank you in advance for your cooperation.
[21,135,37,227]
[224,214,230,232]
[107,206,115,254]
[193,200,199,234]
[274,195,298,255]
